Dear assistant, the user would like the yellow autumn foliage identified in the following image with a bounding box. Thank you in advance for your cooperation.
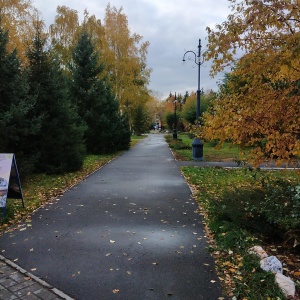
[0,0,38,62]
[202,0,300,165]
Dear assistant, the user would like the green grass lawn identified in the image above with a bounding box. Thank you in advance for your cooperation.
[166,133,300,298]
[181,166,300,299]
[165,134,300,300]
[165,133,248,161]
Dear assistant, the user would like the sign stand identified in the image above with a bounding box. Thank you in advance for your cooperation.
[0,154,24,218]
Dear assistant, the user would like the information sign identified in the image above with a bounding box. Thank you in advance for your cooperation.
[0,154,24,215]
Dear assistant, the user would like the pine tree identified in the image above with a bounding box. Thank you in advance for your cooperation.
[0,16,37,174]
[132,103,150,136]
[69,30,130,154]
[26,22,85,174]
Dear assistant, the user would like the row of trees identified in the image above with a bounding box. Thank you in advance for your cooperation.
[0,2,152,114]
[199,0,300,164]
[160,91,216,131]
[3,0,297,169]
[0,17,131,175]
[133,0,299,167]
[0,0,155,175]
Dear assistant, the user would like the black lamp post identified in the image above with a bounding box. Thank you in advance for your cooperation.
[173,92,177,139]
[182,39,203,160]
[170,92,178,139]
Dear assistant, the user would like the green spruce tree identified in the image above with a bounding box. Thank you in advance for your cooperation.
[26,22,85,174]
[69,30,130,154]
[0,17,38,174]
[132,103,150,136]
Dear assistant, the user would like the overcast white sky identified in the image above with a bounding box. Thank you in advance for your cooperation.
[33,0,232,99]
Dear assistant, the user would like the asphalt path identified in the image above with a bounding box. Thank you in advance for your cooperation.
[0,134,224,300]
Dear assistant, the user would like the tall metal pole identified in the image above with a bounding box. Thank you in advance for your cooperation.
[196,39,201,121]
[182,39,203,160]
[171,92,178,139]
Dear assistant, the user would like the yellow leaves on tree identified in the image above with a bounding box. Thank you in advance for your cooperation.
[103,4,151,112]
[1,1,152,120]
[47,3,152,123]
[49,6,80,65]
[202,0,300,165]
[0,0,38,61]
[49,7,105,69]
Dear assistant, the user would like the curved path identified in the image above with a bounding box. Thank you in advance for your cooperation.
[0,134,224,300]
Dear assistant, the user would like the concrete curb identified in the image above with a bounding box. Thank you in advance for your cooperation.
[0,254,74,300]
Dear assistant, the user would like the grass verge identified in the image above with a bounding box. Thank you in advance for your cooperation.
[181,166,300,299]
[165,133,248,161]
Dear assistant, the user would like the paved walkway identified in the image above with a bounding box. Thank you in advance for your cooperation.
[0,255,73,299]
[0,134,225,300]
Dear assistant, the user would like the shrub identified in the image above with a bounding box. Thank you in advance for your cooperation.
[260,179,300,231]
